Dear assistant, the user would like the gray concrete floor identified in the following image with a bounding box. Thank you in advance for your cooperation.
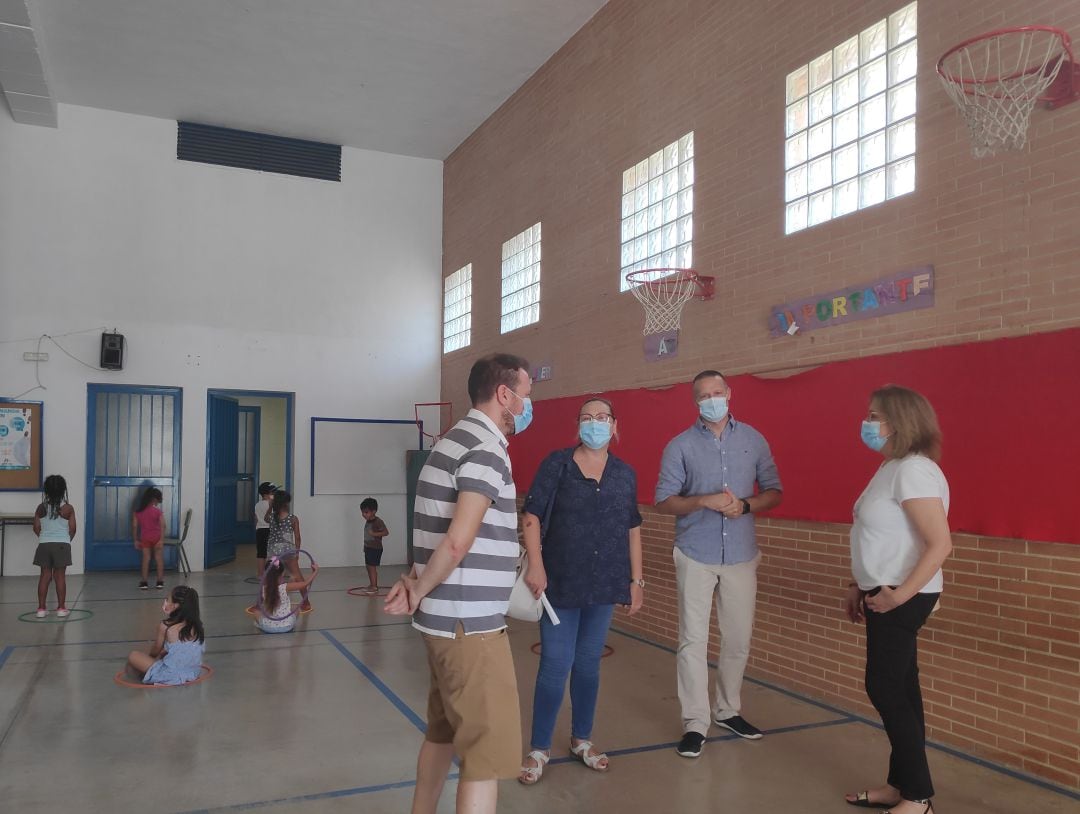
[1,546,1076,813]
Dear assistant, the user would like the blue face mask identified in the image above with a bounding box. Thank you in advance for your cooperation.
[860,420,889,452]
[507,390,533,435]
[698,396,729,423]
[579,421,612,450]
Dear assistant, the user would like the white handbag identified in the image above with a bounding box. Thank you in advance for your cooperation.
[506,452,571,625]
[507,550,560,625]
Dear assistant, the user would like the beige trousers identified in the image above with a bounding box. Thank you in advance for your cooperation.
[674,546,760,735]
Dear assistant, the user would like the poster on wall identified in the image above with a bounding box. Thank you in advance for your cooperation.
[0,401,43,490]
[0,407,33,469]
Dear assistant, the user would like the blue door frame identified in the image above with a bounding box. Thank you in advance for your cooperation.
[85,384,181,571]
[205,389,293,569]
[236,405,261,545]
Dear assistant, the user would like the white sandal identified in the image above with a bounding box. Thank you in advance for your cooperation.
[518,750,550,785]
[570,740,609,772]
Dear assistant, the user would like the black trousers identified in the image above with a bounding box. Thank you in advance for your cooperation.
[864,589,940,801]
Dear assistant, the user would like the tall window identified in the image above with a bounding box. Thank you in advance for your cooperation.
[442,264,471,353]
[501,223,541,333]
[784,2,917,234]
[620,132,694,290]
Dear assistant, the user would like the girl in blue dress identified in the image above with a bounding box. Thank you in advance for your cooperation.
[126,585,205,685]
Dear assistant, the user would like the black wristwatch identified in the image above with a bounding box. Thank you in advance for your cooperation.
[741,499,752,515]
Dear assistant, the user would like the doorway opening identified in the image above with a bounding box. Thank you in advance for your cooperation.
[205,389,293,569]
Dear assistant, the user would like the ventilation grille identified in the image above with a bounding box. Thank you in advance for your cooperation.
[177,122,341,182]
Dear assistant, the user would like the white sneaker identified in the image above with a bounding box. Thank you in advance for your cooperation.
[35,608,48,618]
[56,608,71,618]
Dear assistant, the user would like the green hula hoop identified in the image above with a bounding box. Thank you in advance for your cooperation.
[18,608,94,623]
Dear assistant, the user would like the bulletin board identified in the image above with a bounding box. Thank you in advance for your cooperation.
[0,399,43,491]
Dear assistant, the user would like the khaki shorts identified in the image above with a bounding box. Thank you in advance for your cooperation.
[422,626,521,781]
[33,542,72,569]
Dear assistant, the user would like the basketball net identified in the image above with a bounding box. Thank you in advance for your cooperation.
[414,402,451,448]
[626,269,712,335]
[938,28,1074,158]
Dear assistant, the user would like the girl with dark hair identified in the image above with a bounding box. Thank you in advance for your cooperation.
[132,486,166,590]
[265,490,312,612]
[32,474,77,618]
[255,556,319,633]
[126,585,206,685]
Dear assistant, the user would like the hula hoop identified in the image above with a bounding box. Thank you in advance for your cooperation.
[531,641,613,659]
[347,586,391,597]
[18,609,94,623]
[253,549,317,621]
[114,664,213,689]
[243,576,261,585]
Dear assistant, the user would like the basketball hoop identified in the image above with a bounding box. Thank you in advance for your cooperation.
[937,26,1080,158]
[414,402,452,448]
[626,269,714,335]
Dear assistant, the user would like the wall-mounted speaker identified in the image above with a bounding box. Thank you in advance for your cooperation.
[100,332,124,370]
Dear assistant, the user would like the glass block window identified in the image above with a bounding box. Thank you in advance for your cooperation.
[620,132,694,291]
[442,264,471,354]
[784,2,917,234]
[501,223,541,333]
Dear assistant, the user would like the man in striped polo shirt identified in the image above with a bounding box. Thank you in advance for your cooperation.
[385,353,532,814]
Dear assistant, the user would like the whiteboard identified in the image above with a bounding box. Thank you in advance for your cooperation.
[311,418,421,495]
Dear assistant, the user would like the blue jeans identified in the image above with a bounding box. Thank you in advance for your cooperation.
[530,604,615,750]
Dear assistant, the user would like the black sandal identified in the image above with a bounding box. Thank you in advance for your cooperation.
[846,791,899,809]
[884,801,932,814]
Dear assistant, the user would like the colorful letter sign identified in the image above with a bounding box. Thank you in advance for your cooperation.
[769,265,934,337]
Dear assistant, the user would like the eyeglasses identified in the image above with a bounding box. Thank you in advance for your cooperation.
[579,413,614,424]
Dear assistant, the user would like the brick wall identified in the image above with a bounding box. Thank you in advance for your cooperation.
[622,513,1080,789]
[443,0,1080,790]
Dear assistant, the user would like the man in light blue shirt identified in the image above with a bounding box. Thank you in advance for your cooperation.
[655,370,782,757]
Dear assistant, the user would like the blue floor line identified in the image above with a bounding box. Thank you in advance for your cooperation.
[545,715,855,765]
[176,719,858,811]
[7,619,412,649]
[173,776,448,814]
[320,629,427,733]
[0,646,13,672]
[0,584,356,605]
[608,626,1080,802]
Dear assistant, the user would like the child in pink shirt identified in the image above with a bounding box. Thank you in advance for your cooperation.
[132,487,166,590]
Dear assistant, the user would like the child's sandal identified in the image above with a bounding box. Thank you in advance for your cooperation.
[518,750,550,785]
[570,740,609,772]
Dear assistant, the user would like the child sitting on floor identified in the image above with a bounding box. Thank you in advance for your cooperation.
[126,585,205,685]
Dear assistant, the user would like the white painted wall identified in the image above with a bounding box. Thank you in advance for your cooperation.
[0,104,442,575]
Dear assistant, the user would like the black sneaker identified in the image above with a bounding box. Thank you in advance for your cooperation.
[676,731,706,757]
[139,581,148,591]
[155,581,165,589]
[714,715,763,739]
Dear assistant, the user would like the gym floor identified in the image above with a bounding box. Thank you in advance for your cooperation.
[0,549,1075,813]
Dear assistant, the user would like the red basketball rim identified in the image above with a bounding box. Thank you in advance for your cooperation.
[936,25,1077,101]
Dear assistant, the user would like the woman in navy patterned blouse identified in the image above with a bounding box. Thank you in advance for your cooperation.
[517,397,644,785]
